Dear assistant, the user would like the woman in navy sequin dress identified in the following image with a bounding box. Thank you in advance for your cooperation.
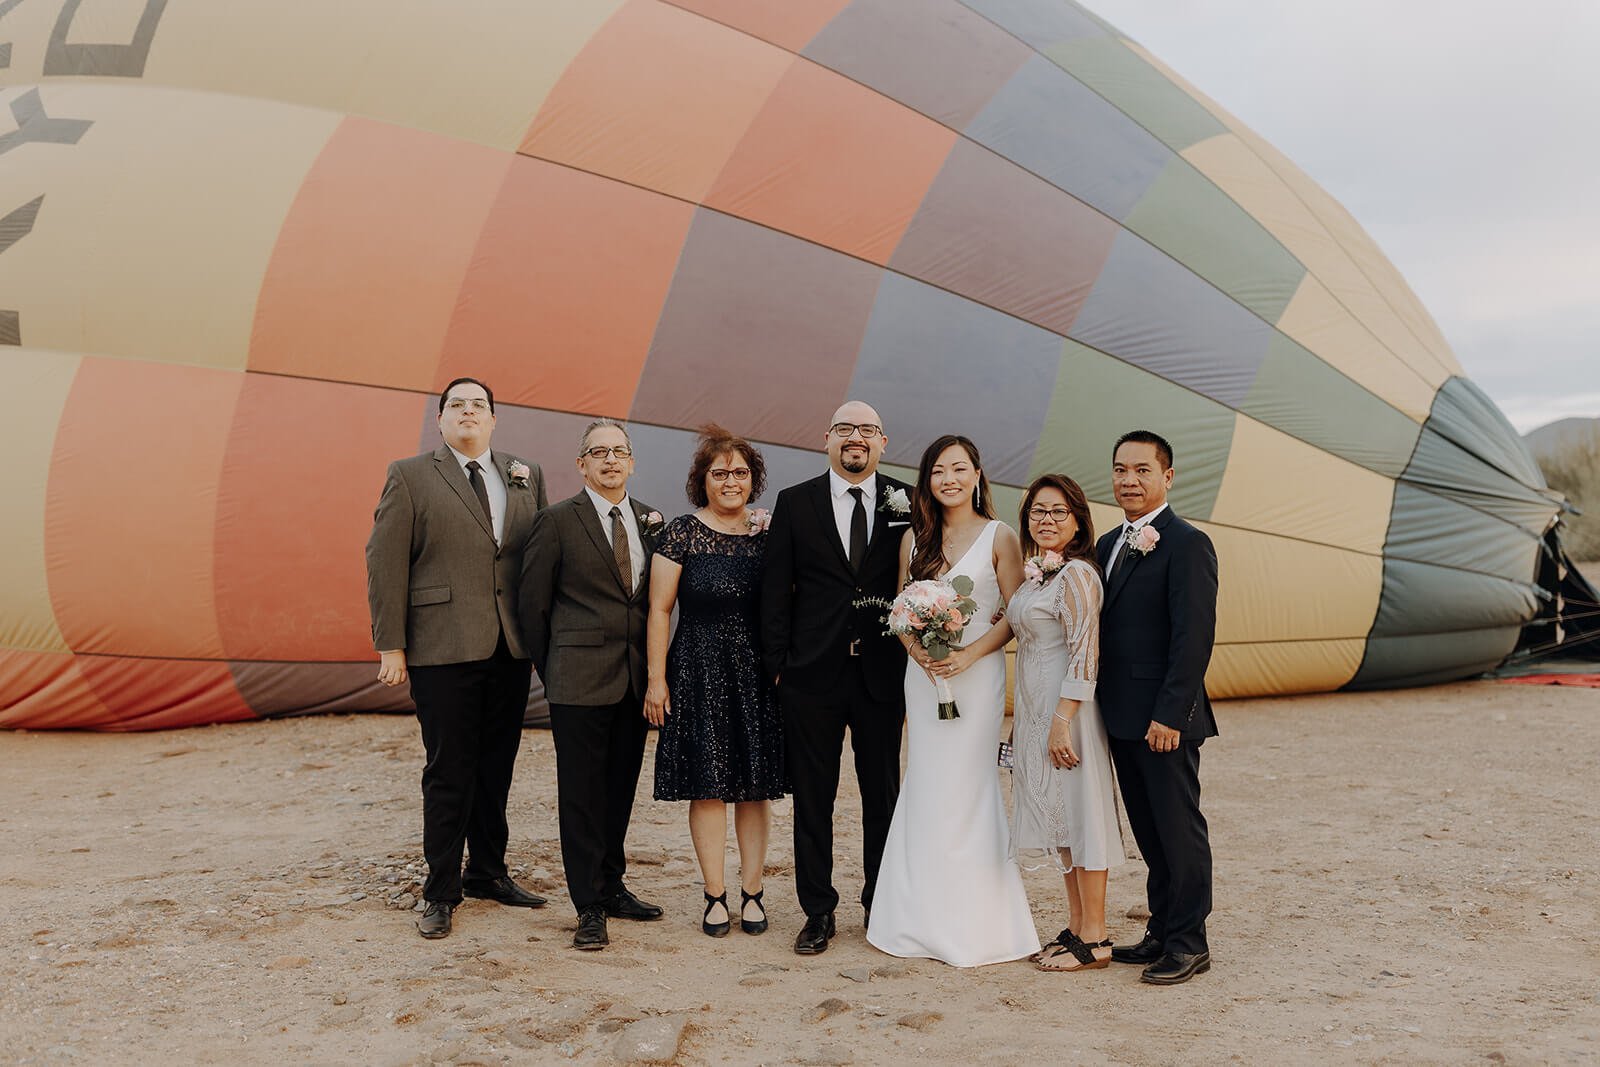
[645,425,787,937]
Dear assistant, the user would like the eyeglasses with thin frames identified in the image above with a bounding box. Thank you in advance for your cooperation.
[708,468,751,482]
[1027,507,1073,523]
[829,423,882,439]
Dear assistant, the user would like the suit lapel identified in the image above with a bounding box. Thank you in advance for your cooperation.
[433,447,495,542]
[808,476,854,573]
[866,478,904,554]
[491,451,527,540]
[574,492,627,590]
[1102,508,1174,611]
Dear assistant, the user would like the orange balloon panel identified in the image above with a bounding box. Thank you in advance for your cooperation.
[435,155,696,417]
[46,358,242,659]
[0,649,111,730]
[75,656,254,732]
[214,376,426,662]
[248,117,512,392]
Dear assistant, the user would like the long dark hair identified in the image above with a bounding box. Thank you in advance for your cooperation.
[1019,473,1099,577]
[909,435,994,582]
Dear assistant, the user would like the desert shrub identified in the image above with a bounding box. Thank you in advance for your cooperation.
[1539,436,1600,561]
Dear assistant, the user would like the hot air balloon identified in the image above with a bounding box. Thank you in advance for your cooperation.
[0,0,1588,730]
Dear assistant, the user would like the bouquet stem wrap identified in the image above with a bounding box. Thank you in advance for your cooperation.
[934,676,959,720]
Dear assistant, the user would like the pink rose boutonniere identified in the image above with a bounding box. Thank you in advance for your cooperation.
[1127,524,1161,556]
[506,461,531,489]
[1023,549,1066,586]
[643,511,665,535]
[747,507,772,534]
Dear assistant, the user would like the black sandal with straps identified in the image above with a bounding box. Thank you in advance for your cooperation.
[1037,929,1113,971]
[740,888,768,935]
[702,891,730,938]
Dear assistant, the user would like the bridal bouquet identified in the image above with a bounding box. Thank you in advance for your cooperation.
[859,576,977,720]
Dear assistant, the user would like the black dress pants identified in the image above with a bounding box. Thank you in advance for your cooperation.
[408,636,532,904]
[781,662,904,918]
[1110,736,1212,955]
[548,692,650,912]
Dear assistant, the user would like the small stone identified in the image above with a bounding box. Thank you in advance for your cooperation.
[1125,903,1151,921]
[869,961,909,978]
[604,1001,645,1023]
[532,999,591,1041]
[393,893,416,910]
[897,1011,942,1031]
[267,955,311,970]
[806,998,850,1024]
[797,1046,854,1066]
[350,892,367,902]
[838,967,871,983]
[739,976,773,988]
[332,992,349,1006]
[597,1019,626,1034]
[612,1017,686,1063]
[427,1038,465,1063]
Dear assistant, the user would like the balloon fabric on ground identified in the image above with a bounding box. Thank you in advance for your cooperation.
[0,0,1582,728]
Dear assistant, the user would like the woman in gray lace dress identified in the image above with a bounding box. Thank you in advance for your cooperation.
[1005,474,1123,972]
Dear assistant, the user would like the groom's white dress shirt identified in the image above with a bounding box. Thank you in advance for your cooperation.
[1107,502,1169,576]
[829,470,878,555]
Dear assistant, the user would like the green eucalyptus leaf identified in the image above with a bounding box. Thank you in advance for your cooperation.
[949,574,974,596]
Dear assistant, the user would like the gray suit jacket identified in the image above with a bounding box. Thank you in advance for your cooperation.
[365,446,547,666]
[520,491,658,706]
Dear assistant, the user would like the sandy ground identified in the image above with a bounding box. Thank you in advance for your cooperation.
[3,678,1598,1066]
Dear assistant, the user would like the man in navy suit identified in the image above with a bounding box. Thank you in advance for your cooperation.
[1095,430,1218,985]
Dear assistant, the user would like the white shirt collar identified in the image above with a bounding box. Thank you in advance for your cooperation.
[829,469,877,504]
[585,484,632,519]
[447,443,492,472]
[1122,502,1168,533]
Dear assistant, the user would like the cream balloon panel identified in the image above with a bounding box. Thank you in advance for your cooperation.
[0,83,338,369]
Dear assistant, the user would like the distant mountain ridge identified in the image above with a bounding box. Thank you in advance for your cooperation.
[1523,416,1600,460]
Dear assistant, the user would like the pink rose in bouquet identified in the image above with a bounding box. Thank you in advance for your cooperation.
[855,576,977,720]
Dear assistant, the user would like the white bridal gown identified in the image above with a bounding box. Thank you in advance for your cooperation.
[867,520,1040,967]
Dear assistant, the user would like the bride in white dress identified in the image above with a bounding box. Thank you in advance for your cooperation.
[867,435,1039,967]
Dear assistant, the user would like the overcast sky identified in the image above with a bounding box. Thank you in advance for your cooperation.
[1084,0,1599,433]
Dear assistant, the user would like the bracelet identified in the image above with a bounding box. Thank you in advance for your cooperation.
[1053,712,1073,725]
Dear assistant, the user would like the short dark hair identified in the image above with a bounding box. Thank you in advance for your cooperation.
[685,424,767,508]
[1113,429,1173,470]
[439,377,494,414]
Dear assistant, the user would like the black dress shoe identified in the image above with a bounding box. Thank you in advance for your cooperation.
[793,913,835,955]
[573,905,609,950]
[604,887,664,921]
[417,900,453,939]
[740,889,768,936]
[1111,930,1163,965]
[1140,951,1211,985]
[463,876,547,908]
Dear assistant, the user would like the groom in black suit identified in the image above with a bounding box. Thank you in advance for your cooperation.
[1095,430,1219,985]
[761,400,911,956]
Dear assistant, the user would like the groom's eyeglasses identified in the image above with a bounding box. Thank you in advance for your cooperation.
[1028,507,1072,523]
[708,468,752,482]
[829,423,883,439]
[582,446,633,459]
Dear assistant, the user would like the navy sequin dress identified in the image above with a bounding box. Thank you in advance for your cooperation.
[652,514,788,802]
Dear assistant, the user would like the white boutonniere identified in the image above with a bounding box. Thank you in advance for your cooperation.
[747,507,772,534]
[643,510,665,535]
[1126,524,1160,557]
[1023,550,1066,586]
[506,461,531,489]
[882,486,911,516]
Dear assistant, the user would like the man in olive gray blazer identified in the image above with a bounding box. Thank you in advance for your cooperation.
[366,376,548,939]
[521,417,663,950]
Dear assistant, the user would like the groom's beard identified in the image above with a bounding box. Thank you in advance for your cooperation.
[840,451,869,473]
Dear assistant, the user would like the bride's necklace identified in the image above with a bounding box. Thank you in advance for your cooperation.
[942,517,987,561]
[702,508,749,535]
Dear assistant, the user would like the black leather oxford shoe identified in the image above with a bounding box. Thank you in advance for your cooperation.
[417,900,453,939]
[1140,951,1211,985]
[793,912,836,955]
[573,905,609,950]
[1111,930,1163,965]
[463,876,547,908]
[604,887,664,921]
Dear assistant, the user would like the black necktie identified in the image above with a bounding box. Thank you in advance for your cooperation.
[611,506,634,596]
[465,460,492,525]
[847,487,867,572]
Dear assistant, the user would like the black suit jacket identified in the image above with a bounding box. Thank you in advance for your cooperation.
[520,491,657,707]
[760,473,911,703]
[1095,506,1219,742]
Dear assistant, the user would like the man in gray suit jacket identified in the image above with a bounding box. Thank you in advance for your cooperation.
[521,417,663,950]
[366,377,549,939]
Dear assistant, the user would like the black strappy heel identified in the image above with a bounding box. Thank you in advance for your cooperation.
[1037,929,1113,971]
[702,891,730,937]
[740,888,768,935]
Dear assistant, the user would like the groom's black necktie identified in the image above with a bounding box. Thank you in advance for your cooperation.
[465,460,493,525]
[847,487,868,573]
